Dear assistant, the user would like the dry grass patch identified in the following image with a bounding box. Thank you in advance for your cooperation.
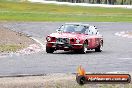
[0,26,35,53]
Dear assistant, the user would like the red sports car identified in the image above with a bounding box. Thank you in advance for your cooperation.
[46,23,103,54]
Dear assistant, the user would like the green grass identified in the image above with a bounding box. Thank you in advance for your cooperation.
[0,1,132,22]
[0,44,24,52]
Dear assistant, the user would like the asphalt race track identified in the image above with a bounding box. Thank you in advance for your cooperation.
[0,22,132,76]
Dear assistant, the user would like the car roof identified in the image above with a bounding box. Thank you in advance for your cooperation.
[65,23,90,27]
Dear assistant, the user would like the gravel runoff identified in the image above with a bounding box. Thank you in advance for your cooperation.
[0,24,45,57]
[0,73,75,88]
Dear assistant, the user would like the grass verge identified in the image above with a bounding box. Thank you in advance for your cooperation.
[0,44,24,52]
[0,26,35,53]
[0,74,131,88]
[0,1,132,22]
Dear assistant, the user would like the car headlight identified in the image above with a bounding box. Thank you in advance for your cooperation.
[76,39,80,44]
[46,37,51,42]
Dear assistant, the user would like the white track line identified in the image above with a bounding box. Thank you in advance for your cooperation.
[31,37,46,51]
[115,31,132,38]
[118,57,132,60]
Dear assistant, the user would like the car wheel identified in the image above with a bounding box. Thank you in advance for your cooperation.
[80,42,88,54]
[46,46,54,53]
[95,43,103,52]
[76,75,86,85]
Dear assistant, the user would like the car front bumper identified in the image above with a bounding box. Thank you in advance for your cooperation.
[46,42,83,50]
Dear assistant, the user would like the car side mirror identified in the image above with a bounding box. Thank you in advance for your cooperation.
[56,29,62,33]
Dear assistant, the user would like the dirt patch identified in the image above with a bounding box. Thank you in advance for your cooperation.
[126,32,132,36]
[0,26,35,53]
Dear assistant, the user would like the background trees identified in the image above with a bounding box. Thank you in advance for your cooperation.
[55,0,132,4]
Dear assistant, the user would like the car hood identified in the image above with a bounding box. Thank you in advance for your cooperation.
[49,32,86,39]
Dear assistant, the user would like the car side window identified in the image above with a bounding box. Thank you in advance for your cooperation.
[87,26,99,35]
[80,26,87,33]
[85,26,89,34]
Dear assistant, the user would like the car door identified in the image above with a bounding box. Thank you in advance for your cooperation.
[85,26,94,49]
[86,26,99,49]
[93,28,102,48]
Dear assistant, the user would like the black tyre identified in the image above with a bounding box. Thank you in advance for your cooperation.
[128,74,131,83]
[80,42,88,54]
[46,46,54,53]
[95,42,103,52]
[76,75,86,85]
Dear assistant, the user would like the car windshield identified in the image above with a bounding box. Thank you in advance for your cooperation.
[60,24,86,33]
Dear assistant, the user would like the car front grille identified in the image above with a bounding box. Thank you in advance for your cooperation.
[56,38,69,44]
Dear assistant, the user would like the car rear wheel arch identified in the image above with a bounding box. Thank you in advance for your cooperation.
[101,40,103,46]
[95,40,103,52]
